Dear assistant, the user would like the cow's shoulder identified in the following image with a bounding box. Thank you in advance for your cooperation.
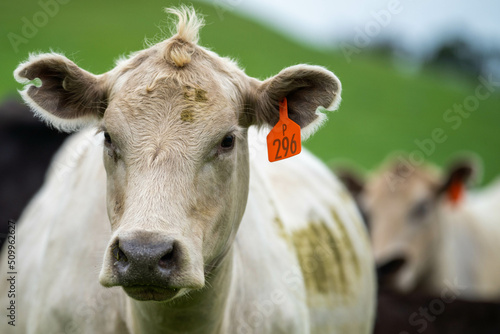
[240,128,375,332]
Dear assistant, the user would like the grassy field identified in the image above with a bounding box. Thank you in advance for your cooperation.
[1,0,499,184]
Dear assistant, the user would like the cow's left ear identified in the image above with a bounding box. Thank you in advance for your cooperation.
[245,65,341,138]
[437,160,475,205]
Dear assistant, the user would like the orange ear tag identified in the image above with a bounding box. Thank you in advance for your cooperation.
[266,98,301,162]
[448,177,465,205]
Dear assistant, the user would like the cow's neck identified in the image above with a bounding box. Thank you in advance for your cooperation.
[126,250,234,334]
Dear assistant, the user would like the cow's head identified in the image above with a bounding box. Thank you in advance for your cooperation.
[341,158,474,292]
[14,7,341,302]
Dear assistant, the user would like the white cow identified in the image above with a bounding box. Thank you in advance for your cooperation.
[340,157,500,301]
[0,7,375,334]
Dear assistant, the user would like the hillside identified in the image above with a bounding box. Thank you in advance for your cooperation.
[1,0,498,183]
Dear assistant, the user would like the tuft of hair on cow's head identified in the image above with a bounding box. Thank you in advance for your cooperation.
[14,6,343,302]
[163,7,204,67]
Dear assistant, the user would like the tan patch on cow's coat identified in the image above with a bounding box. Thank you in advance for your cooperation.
[180,109,195,122]
[292,220,348,298]
[183,85,208,102]
[291,209,362,305]
[182,85,192,100]
[194,88,207,102]
[179,85,209,122]
[331,208,361,276]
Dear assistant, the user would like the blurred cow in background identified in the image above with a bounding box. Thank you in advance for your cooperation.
[339,157,500,301]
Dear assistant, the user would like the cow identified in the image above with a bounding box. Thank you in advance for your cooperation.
[339,157,500,301]
[0,7,375,334]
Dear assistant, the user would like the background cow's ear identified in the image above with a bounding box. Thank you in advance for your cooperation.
[437,159,476,204]
[336,168,365,199]
[244,65,341,139]
[14,53,109,132]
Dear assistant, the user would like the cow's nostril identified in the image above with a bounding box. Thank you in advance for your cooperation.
[377,258,406,277]
[112,241,128,262]
[158,244,175,269]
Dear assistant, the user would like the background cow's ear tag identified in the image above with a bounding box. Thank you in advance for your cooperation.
[448,177,465,206]
[267,98,301,162]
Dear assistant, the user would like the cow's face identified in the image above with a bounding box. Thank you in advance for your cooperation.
[362,165,442,292]
[14,8,341,302]
[351,161,473,293]
[97,54,252,300]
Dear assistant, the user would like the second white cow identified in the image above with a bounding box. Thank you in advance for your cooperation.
[341,157,500,301]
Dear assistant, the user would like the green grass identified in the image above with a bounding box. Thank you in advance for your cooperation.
[1,0,499,184]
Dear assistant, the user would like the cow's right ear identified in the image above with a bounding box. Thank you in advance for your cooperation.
[14,53,109,132]
[437,160,475,205]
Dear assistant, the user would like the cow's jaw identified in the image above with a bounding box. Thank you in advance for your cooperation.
[126,242,236,334]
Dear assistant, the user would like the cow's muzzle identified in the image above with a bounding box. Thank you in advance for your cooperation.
[376,257,407,291]
[99,230,205,301]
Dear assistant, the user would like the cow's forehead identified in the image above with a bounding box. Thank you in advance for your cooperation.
[365,165,440,206]
[98,22,251,167]
[101,67,242,169]
[105,51,238,129]
[110,39,245,97]
[110,75,227,121]
[103,95,237,162]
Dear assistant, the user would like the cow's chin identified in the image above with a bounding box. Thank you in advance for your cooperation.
[395,265,419,293]
[123,285,185,302]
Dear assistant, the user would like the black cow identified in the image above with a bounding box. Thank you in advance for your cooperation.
[0,98,68,247]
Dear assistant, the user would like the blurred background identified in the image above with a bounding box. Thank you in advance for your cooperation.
[0,0,499,332]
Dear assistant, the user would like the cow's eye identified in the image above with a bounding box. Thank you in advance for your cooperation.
[103,132,117,158]
[410,200,431,221]
[104,132,112,146]
[220,134,235,150]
